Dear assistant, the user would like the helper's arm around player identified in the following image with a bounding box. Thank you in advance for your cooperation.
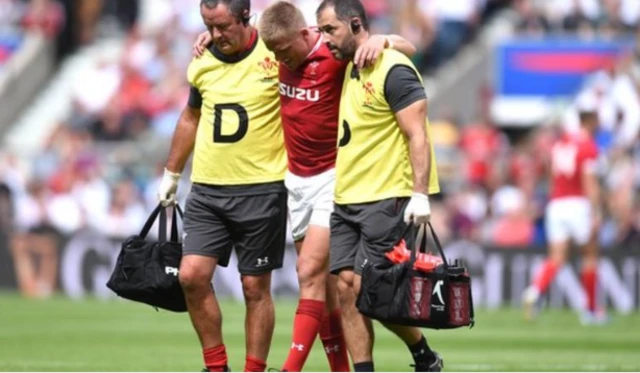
[192,28,417,69]
[352,33,416,69]
[157,105,201,206]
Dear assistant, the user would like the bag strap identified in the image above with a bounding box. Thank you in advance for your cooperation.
[408,222,449,270]
[468,280,475,329]
[427,222,449,269]
[408,224,426,266]
[139,203,164,239]
[138,203,185,242]
[170,204,184,242]
[158,206,168,242]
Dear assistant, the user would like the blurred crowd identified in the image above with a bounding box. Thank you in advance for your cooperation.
[515,0,640,37]
[0,0,639,298]
[0,0,64,68]
[430,45,640,249]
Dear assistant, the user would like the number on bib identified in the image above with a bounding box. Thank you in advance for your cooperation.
[213,103,248,143]
[551,143,578,177]
[338,120,351,147]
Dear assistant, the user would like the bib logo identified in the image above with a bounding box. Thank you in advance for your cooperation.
[279,83,320,102]
[362,81,375,107]
[258,57,278,81]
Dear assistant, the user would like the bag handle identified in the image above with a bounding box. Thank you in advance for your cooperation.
[161,204,184,242]
[159,206,168,242]
[138,203,185,242]
[408,222,449,270]
[170,204,184,242]
[139,203,163,239]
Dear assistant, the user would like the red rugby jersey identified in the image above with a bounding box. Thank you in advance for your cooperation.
[279,36,348,177]
[549,131,599,200]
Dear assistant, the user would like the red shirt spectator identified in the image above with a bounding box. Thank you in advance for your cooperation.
[460,122,504,186]
[493,215,534,247]
[22,0,65,39]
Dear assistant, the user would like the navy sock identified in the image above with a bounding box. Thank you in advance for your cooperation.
[354,361,374,372]
[409,335,435,364]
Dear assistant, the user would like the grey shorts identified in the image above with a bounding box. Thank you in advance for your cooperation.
[182,183,287,275]
[330,197,411,275]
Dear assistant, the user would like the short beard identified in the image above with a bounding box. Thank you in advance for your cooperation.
[335,37,357,61]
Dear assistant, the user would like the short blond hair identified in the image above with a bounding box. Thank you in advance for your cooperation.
[259,1,307,44]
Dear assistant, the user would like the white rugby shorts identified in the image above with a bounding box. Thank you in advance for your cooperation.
[545,197,593,246]
[285,168,335,241]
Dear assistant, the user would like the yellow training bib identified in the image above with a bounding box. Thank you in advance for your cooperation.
[187,37,285,185]
[335,49,439,204]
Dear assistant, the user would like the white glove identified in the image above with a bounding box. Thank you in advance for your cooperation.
[404,193,431,225]
[158,168,181,206]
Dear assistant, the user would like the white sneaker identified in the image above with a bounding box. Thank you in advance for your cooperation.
[580,309,610,326]
[522,286,540,321]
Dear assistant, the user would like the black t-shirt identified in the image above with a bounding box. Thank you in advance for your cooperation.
[384,65,427,113]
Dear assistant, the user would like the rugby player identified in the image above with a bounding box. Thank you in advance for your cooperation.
[523,93,606,325]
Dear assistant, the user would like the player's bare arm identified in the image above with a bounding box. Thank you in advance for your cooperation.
[166,105,201,173]
[396,99,430,196]
[354,34,416,69]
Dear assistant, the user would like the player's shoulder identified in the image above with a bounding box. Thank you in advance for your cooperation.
[580,136,599,155]
[313,43,348,69]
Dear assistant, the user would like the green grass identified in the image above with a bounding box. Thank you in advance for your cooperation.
[0,293,639,371]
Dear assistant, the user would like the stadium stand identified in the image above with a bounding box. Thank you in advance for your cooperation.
[0,0,61,135]
[0,0,637,315]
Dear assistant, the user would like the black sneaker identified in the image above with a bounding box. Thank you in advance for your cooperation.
[412,352,444,372]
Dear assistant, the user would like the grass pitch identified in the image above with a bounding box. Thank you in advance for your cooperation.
[0,293,639,371]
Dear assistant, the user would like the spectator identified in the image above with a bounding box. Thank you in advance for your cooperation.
[423,0,483,71]
[604,146,636,244]
[395,0,434,71]
[0,0,25,35]
[71,154,110,232]
[362,0,392,33]
[101,180,146,239]
[11,180,62,298]
[459,116,508,189]
[76,0,103,44]
[490,185,535,247]
[604,0,640,31]
[21,0,65,39]
[514,0,550,36]
[547,0,601,31]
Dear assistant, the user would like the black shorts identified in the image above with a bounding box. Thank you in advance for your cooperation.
[330,197,411,275]
[182,182,287,275]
